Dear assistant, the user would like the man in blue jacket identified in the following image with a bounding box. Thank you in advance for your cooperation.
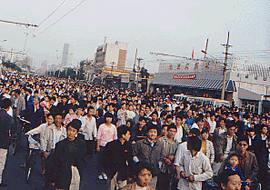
[0,98,12,187]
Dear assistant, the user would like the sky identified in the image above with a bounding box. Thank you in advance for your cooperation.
[0,0,269,73]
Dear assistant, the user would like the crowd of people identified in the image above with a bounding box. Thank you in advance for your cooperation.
[0,71,269,190]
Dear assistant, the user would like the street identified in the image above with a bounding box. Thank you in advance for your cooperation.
[2,136,107,190]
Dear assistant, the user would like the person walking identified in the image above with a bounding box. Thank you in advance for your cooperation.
[0,99,12,187]
[52,119,86,190]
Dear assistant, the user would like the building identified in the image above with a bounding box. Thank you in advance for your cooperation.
[151,59,270,114]
[94,41,128,70]
[61,43,69,66]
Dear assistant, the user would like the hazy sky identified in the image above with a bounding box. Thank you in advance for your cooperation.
[0,0,269,73]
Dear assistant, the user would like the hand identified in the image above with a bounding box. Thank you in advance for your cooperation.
[188,175,194,182]
[96,146,100,152]
[43,151,48,159]
[168,155,174,161]
[245,185,250,190]
[180,171,187,178]
[164,158,171,165]
[176,172,181,180]
[79,128,83,132]
[245,179,252,183]
[51,183,55,187]
[220,155,225,162]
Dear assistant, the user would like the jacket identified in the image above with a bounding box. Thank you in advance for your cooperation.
[215,132,237,162]
[0,109,12,149]
[20,104,45,129]
[53,138,86,190]
[41,125,66,155]
[133,138,164,176]
[101,140,134,180]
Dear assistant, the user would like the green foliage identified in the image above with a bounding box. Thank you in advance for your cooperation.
[2,60,22,72]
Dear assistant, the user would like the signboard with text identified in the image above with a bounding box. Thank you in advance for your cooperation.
[173,74,196,79]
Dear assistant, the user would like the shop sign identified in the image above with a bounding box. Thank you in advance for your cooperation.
[173,74,196,79]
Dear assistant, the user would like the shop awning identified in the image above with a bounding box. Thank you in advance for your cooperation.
[238,88,262,101]
[151,73,236,92]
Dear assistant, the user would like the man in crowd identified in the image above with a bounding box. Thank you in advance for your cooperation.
[0,99,12,187]
[133,124,163,188]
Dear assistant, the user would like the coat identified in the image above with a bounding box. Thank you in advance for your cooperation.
[120,183,155,190]
[0,109,12,149]
[20,104,45,129]
[53,138,86,190]
[215,132,237,162]
[133,138,164,176]
[101,140,134,180]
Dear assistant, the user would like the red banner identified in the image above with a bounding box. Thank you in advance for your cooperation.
[173,74,196,79]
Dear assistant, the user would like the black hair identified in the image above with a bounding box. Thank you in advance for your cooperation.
[167,124,177,131]
[162,124,168,129]
[66,119,81,131]
[216,170,240,188]
[97,108,104,117]
[1,98,11,109]
[47,113,54,119]
[54,112,63,118]
[237,135,249,145]
[201,128,209,135]
[87,106,94,112]
[139,116,147,122]
[104,112,113,119]
[227,153,239,161]
[246,127,255,133]
[117,125,130,139]
[49,96,56,101]
[189,128,200,137]
[132,162,153,180]
[187,136,201,152]
[146,123,158,133]
[166,114,173,120]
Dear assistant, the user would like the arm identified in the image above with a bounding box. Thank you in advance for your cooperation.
[247,153,259,181]
[209,141,215,164]
[26,123,45,136]
[193,157,213,182]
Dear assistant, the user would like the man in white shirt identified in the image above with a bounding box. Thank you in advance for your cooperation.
[178,136,213,190]
[174,115,188,143]
[81,106,97,158]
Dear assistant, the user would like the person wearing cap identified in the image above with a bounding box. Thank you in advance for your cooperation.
[52,119,86,190]
[96,112,118,180]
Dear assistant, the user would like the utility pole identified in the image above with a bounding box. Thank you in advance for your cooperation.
[133,48,138,72]
[136,57,143,92]
[204,38,209,59]
[221,31,232,100]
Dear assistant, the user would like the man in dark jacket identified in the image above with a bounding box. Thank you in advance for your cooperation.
[53,119,86,190]
[101,125,134,190]
[19,96,45,131]
[0,98,12,187]
[133,124,164,188]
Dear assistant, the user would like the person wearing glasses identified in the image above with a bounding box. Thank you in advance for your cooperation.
[219,136,259,190]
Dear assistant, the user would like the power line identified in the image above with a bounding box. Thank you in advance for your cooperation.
[0,19,38,27]
[38,0,86,35]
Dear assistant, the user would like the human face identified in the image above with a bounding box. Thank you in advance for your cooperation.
[87,109,94,116]
[237,141,248,153]
[152,114,158,121]
[69,109,75,115]
[105,116,113,124]
[221,174,242,190]
[139,120,146,128]
[136,168,152,187]
[210,115,215,121]
[227,127,236,136]
[201,132,209,140]
[161,127,168,136]
[67,126,78,141]
[176,117,182,126]
[33,97,39,106]
[147,129,157,140]
[167,128,177,138]
[220,120,225,128]
[122,131,131,142]
[47,115,54,125]
[261,126,268,135]
[55,115,63,125]
[228,156,239,168]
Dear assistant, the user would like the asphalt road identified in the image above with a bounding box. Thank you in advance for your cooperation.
[2,136,108,190]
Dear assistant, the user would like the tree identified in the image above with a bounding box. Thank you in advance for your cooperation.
[2,60,22,72]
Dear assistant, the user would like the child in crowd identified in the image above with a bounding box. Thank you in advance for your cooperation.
[224,153,250,190]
